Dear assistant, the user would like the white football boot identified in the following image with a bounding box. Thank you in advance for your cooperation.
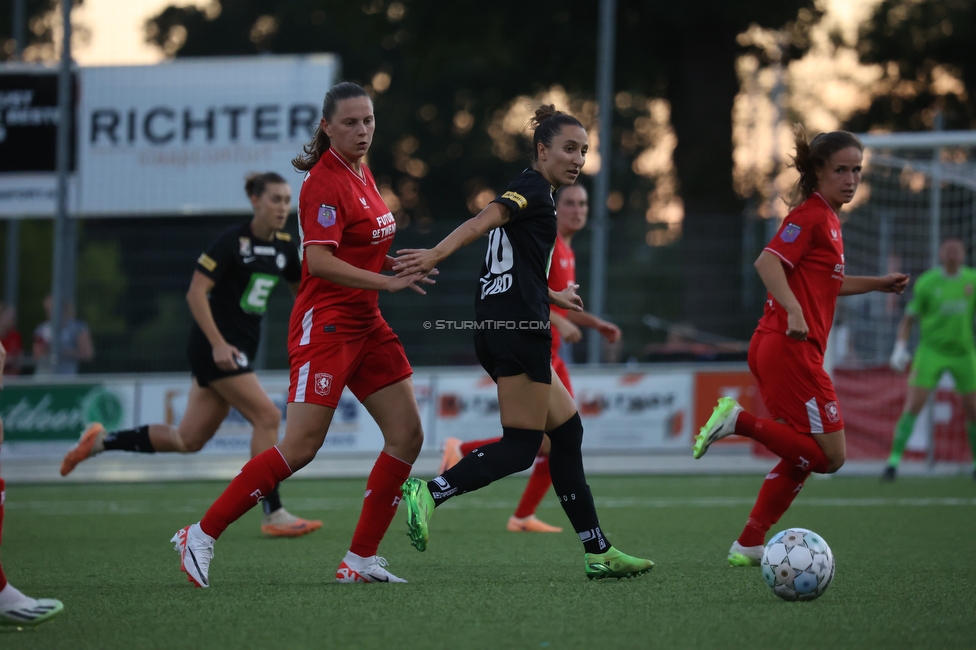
[171,523,215,588]
[335,551,407,583]
[728,540,764,567]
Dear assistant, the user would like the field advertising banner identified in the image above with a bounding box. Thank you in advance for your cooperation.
[433,369,695,450]
[77,55,337,216]
[0,382,135,454]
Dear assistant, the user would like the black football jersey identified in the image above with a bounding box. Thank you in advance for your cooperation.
[192,222,301,350]
[474,169,557,326]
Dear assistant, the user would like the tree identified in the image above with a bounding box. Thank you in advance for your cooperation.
[848,0,976,132]
[0,0,85,62]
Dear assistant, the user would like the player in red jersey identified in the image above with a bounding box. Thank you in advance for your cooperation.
[437,184,621,533]
[693,127,908,566]
[171,82,433,587]
[0,340,64,627]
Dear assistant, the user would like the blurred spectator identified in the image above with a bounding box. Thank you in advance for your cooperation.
[0,303,23,375]
[32,296,94,375]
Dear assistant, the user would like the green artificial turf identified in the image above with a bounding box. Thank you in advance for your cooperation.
[2,475,974,649]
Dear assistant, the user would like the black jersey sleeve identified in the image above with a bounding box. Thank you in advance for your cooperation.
[277,233,302,283]
[195,227,238,283]
[491,170,551,223]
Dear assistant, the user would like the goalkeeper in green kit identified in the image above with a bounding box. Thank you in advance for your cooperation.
[886,238,976,480]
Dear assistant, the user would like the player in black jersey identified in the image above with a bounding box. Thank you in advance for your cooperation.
[395,106,653,579]
[60,172,322,538]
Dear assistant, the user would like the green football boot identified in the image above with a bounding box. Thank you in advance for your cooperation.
[584,547,654,580]
[401,478,435,552]
[692,396,744,459]
[727,541,763,567]
[0,597,64,628]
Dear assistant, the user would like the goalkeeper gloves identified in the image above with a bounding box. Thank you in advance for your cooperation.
[890,341,911,372]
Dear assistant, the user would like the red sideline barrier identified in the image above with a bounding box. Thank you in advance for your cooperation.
[833,367,972,462]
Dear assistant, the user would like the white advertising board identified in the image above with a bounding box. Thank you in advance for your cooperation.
[77,55,337,216]
[431,368,694,450]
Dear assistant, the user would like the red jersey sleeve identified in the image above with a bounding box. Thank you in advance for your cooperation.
[299,177,346,250]
[764,204,817,269]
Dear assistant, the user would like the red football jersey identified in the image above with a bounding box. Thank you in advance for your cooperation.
[547,232,576,354]
[290,148,397,345]
[756,192,845,355]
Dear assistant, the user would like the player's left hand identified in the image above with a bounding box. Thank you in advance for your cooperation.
[406,268,439,295]
[393,249,439,277]
[552,284,584,312]
[598,321,622,344]
[878,273,910,294]
[382,255,397,272]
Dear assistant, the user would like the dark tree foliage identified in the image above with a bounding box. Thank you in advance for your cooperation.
[145,1,819,342]
[0,0,82,60]
[848,0,976,132]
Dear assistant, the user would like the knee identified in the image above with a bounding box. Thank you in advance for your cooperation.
[824,451,846,474]
[255,406,282,433]
[501,430,544,471]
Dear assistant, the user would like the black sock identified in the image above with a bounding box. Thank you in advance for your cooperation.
[262,485,283,515]
[102,425,155,454]
[428,427,543,506]
[548,413,609,554]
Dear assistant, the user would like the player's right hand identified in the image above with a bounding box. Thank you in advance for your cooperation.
[786,310,808,340]
[212,342,241,371]
[555,319,583,344]
[890,341,911,372]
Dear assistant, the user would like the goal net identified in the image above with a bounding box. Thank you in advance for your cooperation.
[832,131,976,465]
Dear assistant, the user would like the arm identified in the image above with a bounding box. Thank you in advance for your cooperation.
[754,251,808,340]
[305,245,432,294]
[394,203,510,276]
[566,309,622,343]
[889,311,916,371]
[71,327,95,362]
[186,271,241,371]
[839,274,909,296]
[550,310,582,344]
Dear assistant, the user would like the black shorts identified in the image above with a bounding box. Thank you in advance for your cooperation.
[474,329,551,384]
[186,327,256,388]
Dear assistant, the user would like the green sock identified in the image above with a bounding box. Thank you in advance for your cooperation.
[967,421,976,471]
[887,412,918,467]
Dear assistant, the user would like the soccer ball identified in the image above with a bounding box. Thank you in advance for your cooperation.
[761,528,835,601]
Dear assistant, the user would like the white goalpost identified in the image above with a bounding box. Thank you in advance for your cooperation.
[836,130,976,368]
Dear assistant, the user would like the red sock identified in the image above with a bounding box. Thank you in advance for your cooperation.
[734,412,829,473]
[460,437,500,457]
[349,452,413,557]
[738,459,810,547]
[0,475,6,591]
[199,447,293,540]
[513,455,553,519]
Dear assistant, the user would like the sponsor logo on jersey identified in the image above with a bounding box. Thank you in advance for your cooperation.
[780,223,801,243]
[359,197,369,209]
[276,253,286,269]
[314,372,333,396]
[254,245,276,255]
[501,190,527,211]
[197,253,217,272]
[239,273,279,314]
[239,237,252,256]
[275,231,292,241]
[824,401,840,424]
[318,204,337,228]
[242,256,257,264]
[830,228,839,240]
[372,213,396,240]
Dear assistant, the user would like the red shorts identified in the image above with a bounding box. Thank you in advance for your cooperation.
[288,320,412,408]
[748,330,844,434]
[552,353,573,397]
